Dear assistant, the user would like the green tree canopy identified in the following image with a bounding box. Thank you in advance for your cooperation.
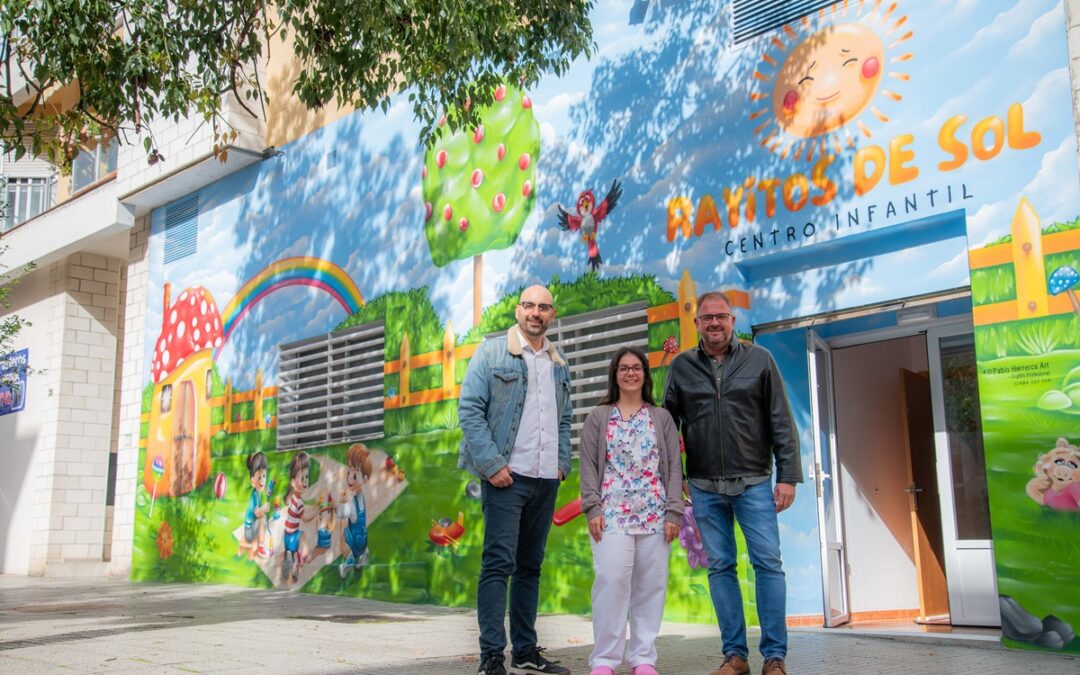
[0,0,594,165]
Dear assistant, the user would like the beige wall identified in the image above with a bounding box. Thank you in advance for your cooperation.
[263,27,355,149]
[832,335,929,613]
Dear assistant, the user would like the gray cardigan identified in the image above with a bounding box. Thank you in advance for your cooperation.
[579,404,685,525]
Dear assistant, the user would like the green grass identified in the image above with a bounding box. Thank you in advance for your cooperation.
[971,265,1016,305]
[132,428,739,624]
[976,315,1080,358]
[409,364,441,392]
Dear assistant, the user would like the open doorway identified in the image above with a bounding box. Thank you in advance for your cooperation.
[797,299,1000,631]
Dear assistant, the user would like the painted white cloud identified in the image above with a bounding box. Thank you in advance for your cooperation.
[968,135,1078,246]
[1008,4,1064,58]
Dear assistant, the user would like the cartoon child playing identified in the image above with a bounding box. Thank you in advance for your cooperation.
[238,452,270,560]
[338,443,373,577]
[282,451,316,583]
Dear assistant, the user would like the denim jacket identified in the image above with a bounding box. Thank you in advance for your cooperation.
[458,326,573,480]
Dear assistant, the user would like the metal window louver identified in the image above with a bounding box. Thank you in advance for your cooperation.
[163,194,199,265]
[733,0,840,45]
[277,320,386,451]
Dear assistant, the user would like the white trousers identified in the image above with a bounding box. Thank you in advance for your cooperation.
[589,531,670,669]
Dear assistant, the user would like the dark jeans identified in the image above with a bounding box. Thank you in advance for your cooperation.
[690,480,788,660]
[478,473,560,658]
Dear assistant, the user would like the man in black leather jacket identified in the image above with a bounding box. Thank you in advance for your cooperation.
[663,291,802,675]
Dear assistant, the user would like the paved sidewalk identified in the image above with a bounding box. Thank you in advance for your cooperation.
[1,575,1076,674]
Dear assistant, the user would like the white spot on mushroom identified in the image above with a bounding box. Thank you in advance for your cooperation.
[200,301,207,315]
[214,318,219,331]
[194,328,201,342]
[162,349,171,366]
[168,333,173,343]
[189,296,196,305]
[170,310,177,324]
[179,291,188,302]
[205,322,211,333]
[191,317,197,327]
[177,357,184,367]
[177,322,185,338]
[215,337,222,347]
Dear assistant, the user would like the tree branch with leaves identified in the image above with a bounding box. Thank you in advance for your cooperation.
[0,0,594,167]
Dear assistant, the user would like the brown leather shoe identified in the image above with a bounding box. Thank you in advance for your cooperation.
[710,653,750,675]
[761,657,788,675]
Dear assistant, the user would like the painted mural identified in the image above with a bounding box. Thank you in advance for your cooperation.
[132,0,1079,652]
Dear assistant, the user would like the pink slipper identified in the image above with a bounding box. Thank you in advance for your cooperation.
[632,666,659,675]
[589,667,615,675]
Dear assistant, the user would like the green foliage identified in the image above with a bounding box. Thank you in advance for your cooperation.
[423,85,539,266]
[385,400,459,437]
[971,264,1016,305]
[211,429,277,457]
[975,315,1080,358]
[0,247,34,362]
[970,252,1080,307]
[462,272,676,343]
[0,1,594,163]
[409,364,442,392]
[141,382,154,414]
[336,288,445,357]
[1045,250,1080,281]
[1014,319,1069,356]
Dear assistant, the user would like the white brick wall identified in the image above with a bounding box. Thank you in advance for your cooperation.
[26,253,122,575]
[109,215,150,576]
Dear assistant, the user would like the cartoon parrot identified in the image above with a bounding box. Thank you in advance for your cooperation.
[557,179,623,271]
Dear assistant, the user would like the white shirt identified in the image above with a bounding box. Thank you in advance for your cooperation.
[508,327,560,479]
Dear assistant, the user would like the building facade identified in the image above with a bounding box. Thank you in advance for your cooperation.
[2,0,1079,654]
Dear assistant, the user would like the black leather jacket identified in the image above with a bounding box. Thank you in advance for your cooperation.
[663,339,802,484]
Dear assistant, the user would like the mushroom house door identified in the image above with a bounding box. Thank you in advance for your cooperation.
[172,380,196,495]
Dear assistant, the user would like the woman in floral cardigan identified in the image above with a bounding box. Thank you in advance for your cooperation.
[579,346,684,675]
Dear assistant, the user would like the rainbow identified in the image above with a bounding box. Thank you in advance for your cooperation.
[219,257,364,345]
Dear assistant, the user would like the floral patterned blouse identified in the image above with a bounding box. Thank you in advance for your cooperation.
[601,405,667,535]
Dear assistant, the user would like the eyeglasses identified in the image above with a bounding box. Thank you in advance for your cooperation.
[617,364,644,374]
[519,301,555,313]
[697,313,732,324]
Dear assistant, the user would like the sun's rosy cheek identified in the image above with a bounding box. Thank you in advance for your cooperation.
[782,89,799,112]
[861,56,880,79]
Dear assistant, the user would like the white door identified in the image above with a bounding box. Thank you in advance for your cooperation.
[808,330,850,627]
[926,325,1000,626]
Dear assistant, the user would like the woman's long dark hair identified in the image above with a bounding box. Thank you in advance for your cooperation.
[598,346,654,406]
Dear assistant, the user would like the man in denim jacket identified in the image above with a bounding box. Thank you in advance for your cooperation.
[459,284,573,675]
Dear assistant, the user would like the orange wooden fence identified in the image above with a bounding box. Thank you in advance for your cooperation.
[969,198,1080,326]
[384,270,751,409]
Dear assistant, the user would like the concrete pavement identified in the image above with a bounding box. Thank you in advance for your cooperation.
[0,575,1076,674]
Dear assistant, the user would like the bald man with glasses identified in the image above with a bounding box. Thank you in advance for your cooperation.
[663,291,802,675]
[459,284,573,675]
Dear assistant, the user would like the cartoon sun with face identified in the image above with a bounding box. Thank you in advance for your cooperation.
[749,0,913,161]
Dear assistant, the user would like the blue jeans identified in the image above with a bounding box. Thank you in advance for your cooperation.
[478,474,560,658]
[690,480,788,660]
